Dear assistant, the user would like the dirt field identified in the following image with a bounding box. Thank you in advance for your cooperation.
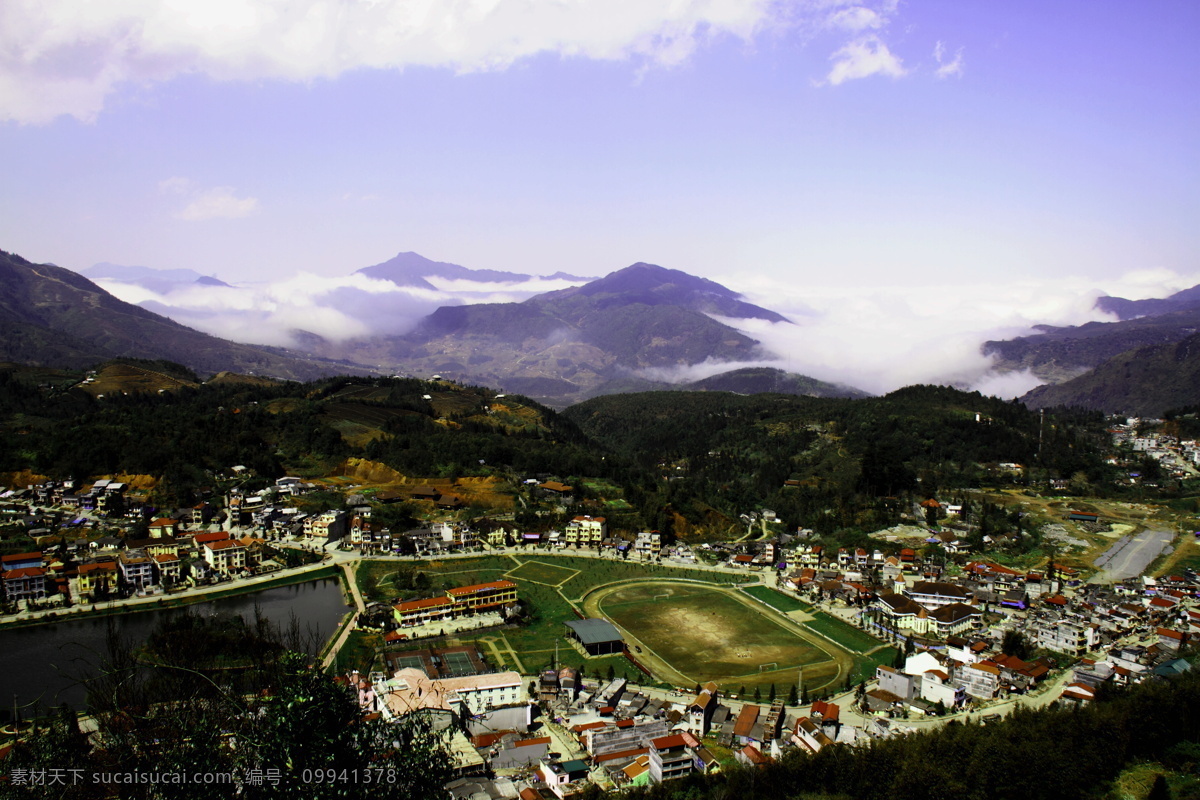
[585,580,853,692]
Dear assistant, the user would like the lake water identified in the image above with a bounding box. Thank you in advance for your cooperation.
[0,578,350,716]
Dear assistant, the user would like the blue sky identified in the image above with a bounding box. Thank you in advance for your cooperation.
[0,1,1197,393]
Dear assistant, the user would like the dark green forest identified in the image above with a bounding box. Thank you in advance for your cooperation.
[0,363,1126,541]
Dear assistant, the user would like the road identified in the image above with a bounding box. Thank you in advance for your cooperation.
[1089,527,1176,583]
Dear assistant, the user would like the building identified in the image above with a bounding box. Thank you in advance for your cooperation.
[1036,620,1094,657]
[379,668,527,720]
[907,581,971,609]
[3,567,47,601]
[648,734,698,784]
[304,510,348,542]
[565,516,606,546]
[392,580,518,628]
[76,561,118,600]
[118,551,156,592]
[957,661,1000,700]
[202,539,247,574]
[563,619,624,656]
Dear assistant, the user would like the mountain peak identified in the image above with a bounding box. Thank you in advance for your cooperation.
[533,262,791,324]
[357,251,595,287]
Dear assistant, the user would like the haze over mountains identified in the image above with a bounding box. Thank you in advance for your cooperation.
[0,249,355,380]
[6,247,863,406]
[11,245,1200,415]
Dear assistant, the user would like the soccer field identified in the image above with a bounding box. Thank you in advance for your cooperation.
[597,582,844,689]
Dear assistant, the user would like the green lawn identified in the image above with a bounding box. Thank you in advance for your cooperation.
[357,554,752,682]
[850,648,899,686]
[334,630,383,675]
[803,611,886,653]
[741,584,812,612]
[506,560,580,586]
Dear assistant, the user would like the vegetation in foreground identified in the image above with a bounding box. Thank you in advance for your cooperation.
[3,614,453,800]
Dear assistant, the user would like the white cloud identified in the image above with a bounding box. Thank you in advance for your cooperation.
[175,186,259,221]
[933,40,964,79]
[826,6,886,33]
[701,268,1200,397]
[93,266,592,347]
[0,0,790,124]
[824,34,906,85]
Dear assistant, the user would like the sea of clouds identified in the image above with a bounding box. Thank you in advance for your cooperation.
[94,264,1200,399]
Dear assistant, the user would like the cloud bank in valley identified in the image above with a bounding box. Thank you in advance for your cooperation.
[97,261,1200,401]
[695,268,1200,397]
[93,271,586,348]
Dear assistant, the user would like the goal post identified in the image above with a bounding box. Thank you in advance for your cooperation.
[758,662,778,673]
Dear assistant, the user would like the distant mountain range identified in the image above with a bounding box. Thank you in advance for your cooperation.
[84,262,233,292]
[2,247,861,406]
[1022,332,1200,417]
[980,283,1200,416]
[356,251,594,288]
[0,249,365,381]
[293,259,807,405]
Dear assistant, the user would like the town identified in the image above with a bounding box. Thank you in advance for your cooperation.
[3,407,1199,799]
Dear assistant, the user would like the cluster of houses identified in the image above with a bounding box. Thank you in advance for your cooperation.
[1110,418,1200,480]
[0,527,281,609]
[863,566,1200,714]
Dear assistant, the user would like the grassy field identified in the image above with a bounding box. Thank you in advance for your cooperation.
[600,582,833,688]
[803,611,886,653]
[359,554,750,683]
[741,584,813,613]
[507,560,580,586]
[335,629,383,675]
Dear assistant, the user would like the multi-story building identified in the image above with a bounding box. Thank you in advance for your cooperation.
[392,580,518,627]
[3,567,47,602]
[118,551,156,593]
[1036,620,1094,656]
[957,660,1000,700]
[647,732,715,783]
[908,581,972,609]
[203,539,247,574]
[76,561,119,600]
[379,668,527,719]
[565,515,606,546]
[154,553,182,586]
[304,510,348,542]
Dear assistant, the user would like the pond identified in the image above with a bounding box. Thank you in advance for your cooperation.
[0,578,350,716]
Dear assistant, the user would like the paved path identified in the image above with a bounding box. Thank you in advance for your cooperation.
[1090,527,1176,583]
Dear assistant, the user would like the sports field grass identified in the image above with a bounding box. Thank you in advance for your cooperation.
[599,582,831,684]
[741,584,812,612]
[506,560,579,586]
[804,611,886,653]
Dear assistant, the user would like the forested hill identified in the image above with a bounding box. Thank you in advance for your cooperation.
[566,385,1104,478]
[0,365,622,509]
[564,386,1111,536]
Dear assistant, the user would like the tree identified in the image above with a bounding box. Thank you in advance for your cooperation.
[787,685,799,706]
[10,620,454,800]
[768,683,777,703]
[1147,774,1172,800]
[1001,630,1031,660]
[754,686,762,703]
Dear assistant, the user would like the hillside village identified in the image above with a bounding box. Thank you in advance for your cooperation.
[4,455,1200,798]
